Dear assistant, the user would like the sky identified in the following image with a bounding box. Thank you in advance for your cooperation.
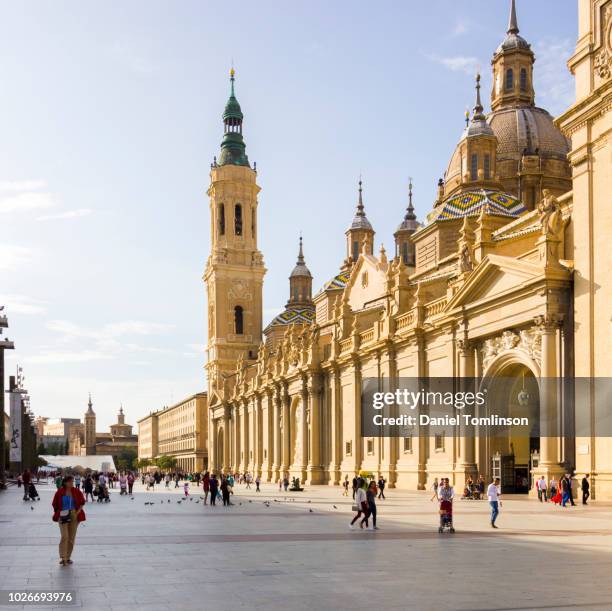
[0,0,577,429]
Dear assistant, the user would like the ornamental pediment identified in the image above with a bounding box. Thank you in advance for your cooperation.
[447,254,558,309]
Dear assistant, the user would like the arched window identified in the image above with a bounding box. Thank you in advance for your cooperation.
[484,154,491,180]
[505,68,514,91]
[520,68,527,92]
[470,153,478,181]
[218,203,225,236]
[234,204,242,236]
[234,305,244,335]
[352,240,359,261]
[402,242,409,266]
[251,210,256,238]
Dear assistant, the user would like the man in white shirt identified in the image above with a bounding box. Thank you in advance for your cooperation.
[537,476,548,502]
[487,477,502,528]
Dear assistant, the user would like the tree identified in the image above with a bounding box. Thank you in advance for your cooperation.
[136,458,151,470]
[116,448,137,472]
[37,441,46,456]
[157,455,177,471]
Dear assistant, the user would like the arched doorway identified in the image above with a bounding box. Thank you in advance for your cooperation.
[480,357,540,493]
[289,397,303,476]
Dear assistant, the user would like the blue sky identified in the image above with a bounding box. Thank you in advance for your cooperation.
[0,0,577,429]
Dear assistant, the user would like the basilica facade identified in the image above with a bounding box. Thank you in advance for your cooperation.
[205,0,612,498]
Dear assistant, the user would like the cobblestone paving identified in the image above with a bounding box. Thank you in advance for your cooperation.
[1,480,612,610]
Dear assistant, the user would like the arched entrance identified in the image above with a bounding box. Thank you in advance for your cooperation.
[480,355,540,493]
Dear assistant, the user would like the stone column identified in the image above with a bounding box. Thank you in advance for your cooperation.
[455,339,478,488]
[328,368,341,485]
[209,416,217,473]
[233,406,240,473]
[272,388,281,482]
[380,346,398,487]
[223,407,230,473]
[241,401,249,474]
[352,361,362,475]
[536,314,565,479]
[281,387,290,478]
[300,381,309,482]
[306,373,324,484]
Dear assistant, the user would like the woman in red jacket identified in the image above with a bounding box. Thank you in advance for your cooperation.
[51,475,86,565]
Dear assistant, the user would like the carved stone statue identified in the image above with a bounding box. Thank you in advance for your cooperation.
[459,244,473,273]
[538,189,563,239]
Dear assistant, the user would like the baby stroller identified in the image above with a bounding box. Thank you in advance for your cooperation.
[438,499,455,533]
[27,482,40,501]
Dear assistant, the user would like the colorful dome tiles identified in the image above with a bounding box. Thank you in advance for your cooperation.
[268,307,315,327]
[435,189,526,221]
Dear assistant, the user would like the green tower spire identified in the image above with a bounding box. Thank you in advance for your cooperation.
[218,68,250,167]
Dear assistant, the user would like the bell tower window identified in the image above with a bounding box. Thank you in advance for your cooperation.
[505,68,514,91]
[470,154,478,181]
[352,240,359,262]
[234,204,242,236]
[219,203,225,236]
[234,305,244,335]
[402,242,409,265]
[484,154,491,180]
[520,68,527,92]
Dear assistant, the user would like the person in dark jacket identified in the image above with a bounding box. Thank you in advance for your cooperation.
[362,481,379,529]
[220,476,231,506]
[581,474,590,505]
[209,474,219,506]
[51,476,86,565]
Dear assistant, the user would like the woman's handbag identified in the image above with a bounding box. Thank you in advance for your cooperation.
[351,504,358,512]
[59,510,72,524]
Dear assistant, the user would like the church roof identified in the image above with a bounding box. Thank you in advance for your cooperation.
[323,270,351,291]
[432,189,526,222]
[348,180,373,232]
[267,306,315,327]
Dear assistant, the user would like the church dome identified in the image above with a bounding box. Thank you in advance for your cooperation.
[487,106,570,162]
[495,32,530,54]
[431,189,526,222]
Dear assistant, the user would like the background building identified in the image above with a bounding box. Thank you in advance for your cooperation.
[138,392,208,472]
[69,396,138,465]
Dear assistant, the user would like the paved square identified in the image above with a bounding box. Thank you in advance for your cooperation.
[1,481,612,610]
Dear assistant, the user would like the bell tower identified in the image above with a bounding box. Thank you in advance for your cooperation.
[204,69,266,392]
[84,394,96,455]
[491,0,535,111]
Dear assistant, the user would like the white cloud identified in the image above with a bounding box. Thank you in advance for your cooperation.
[426,53,480,75]
[36,208,93,222]
[0,180,48,192]
[47,319,175,341]
[0,244,34,271]
[24,350,113,364]
[0,294,47,315]
[533,37,575,114]
[0,190,57,213]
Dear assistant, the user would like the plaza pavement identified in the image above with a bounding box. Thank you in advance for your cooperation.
[1,480,612,611]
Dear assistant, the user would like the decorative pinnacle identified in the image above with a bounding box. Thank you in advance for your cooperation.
[472,73,485,120]
[357,178,365,215]
[229,66,235,96]
[465,107,470,127]
[507,0,519,35]
[406,177,416,220]
[297,234,304,264]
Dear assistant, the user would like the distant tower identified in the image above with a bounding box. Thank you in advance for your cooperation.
[204,68,266,392]
[394,178,418,267]
[344,179,375,267]
[84,394,96,455]
[117,405,125,425]
[288,236,313,307]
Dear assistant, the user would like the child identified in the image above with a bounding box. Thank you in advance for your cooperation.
[183,481,189,497]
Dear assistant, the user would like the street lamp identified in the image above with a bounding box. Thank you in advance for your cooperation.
[0,307,16,490]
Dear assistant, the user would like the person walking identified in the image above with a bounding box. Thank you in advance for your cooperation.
[561,474,573,507]
[566,474,576,506]
[350,478,368,529]
[377,476,386,500]
[22,469,32,501]
[283,475,289,492]
[255,475,261,492]
[221,476,231,506]
[74,475,81,490]
[83,475,94,503]
[209,474,218,506]
[430,477,440,501]
[537,476,548,502]
[487,477,502,529]
[549,476,558,500]
[245,473,252,489]
[582,474,590,505]
[202,471,210,504]
[127,472,134,495]
[362,481,379,530]
[352,476,358,499]
[183,481,190,497]
[165,473,170,488]
[174,473,180,488]
[342,475,349,496]
[52,475,86,566]
[119,473,127,496]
